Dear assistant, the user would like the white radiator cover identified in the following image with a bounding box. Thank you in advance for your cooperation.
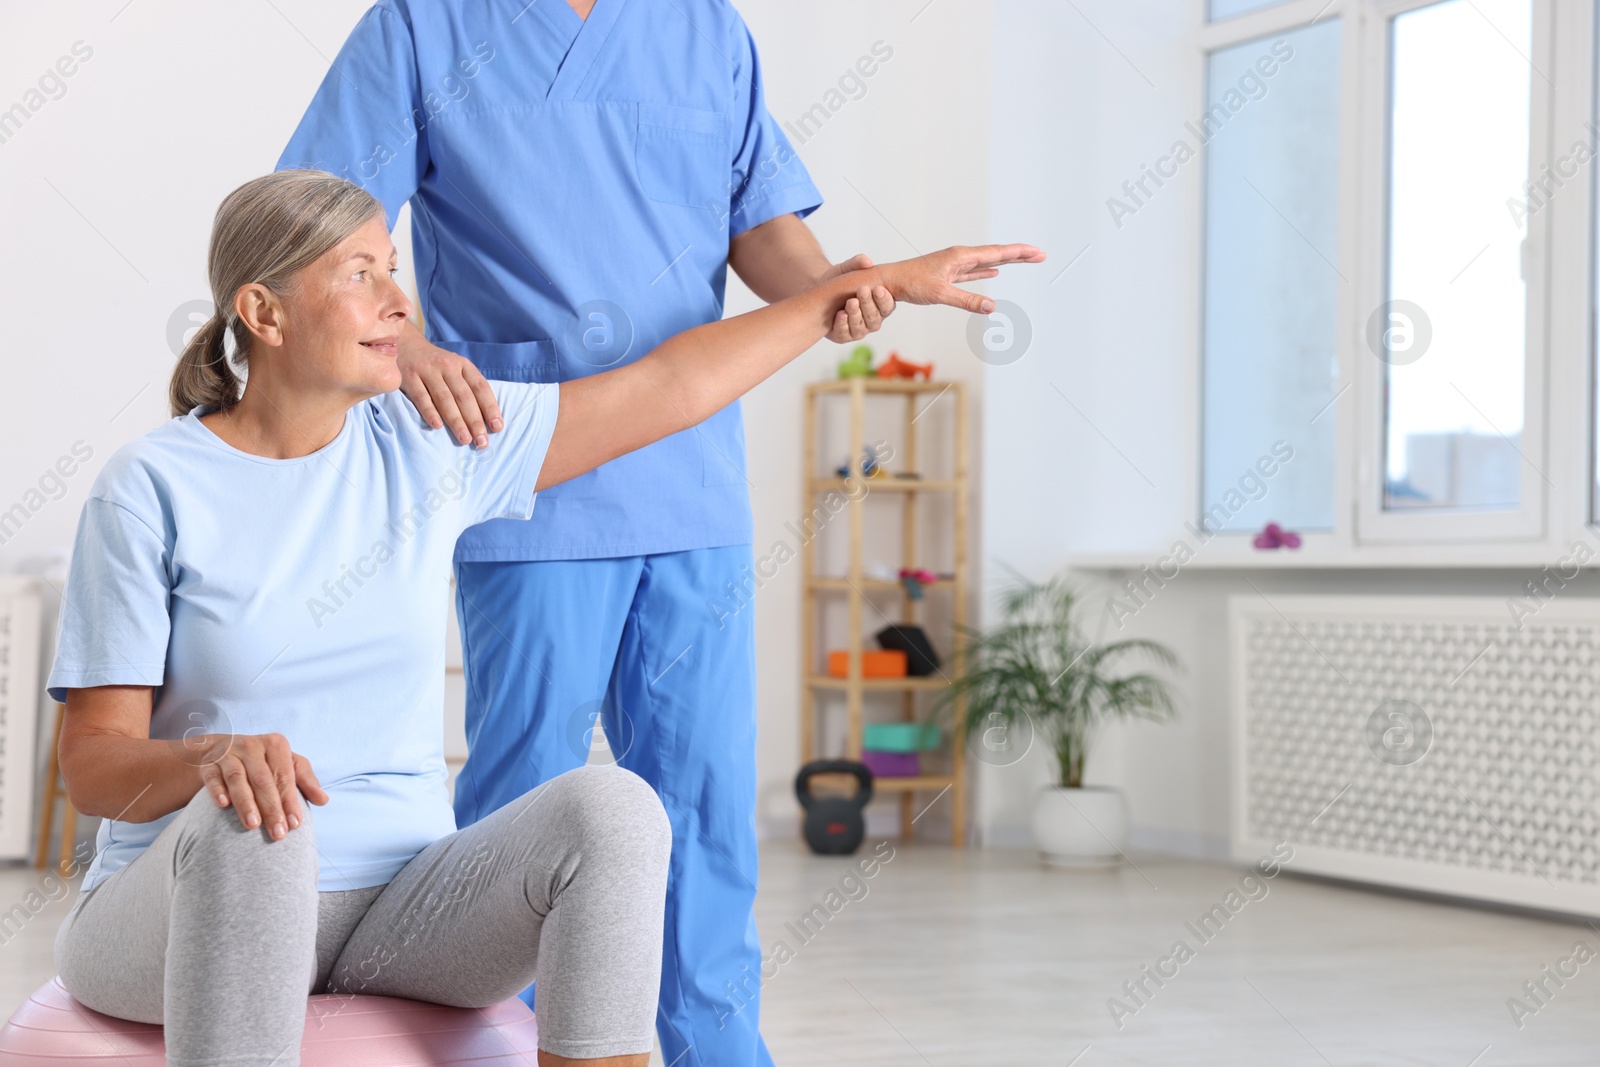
[1230,593,1600,917]
[0,578,42,862]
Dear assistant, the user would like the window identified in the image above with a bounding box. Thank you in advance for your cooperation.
[1382,0,1532,514]
[1197,0,1565,554]
[1359,0,1548,543]
[1209,0,1296,21]
[1201,21,1343,533]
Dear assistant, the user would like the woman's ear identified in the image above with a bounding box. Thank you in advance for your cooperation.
[235,284,286,350]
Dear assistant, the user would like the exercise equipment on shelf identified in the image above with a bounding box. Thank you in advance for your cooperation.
[861,720,942,779]
[875,623,941,676]
[861,749,918,778]
[835,444,885,479]
[836,344,875,378]
[863,721,942,752]
[801,377,970,845]
[795,759,874,855]
[827,648,907,678]
[875,350,933,380]
[896,568,939,599]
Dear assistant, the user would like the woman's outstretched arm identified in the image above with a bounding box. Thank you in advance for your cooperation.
[534,243,1045,492]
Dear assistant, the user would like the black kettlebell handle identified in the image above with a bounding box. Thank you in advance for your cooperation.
[794,759,874,810]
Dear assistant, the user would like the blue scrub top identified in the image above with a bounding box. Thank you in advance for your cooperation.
[278,0,823,561]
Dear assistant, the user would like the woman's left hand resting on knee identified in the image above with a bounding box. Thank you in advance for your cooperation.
[58,685,326,839]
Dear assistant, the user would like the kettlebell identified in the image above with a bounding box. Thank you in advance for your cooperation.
[795,759,873,855]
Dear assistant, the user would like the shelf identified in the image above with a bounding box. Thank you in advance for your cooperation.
[867,775,956,792]
[808,674,952,691]
[1064,546,1595,571]
[807,576,956,592]
[802,377,967,843]
[809,478,958,493]
[807,379,955,394]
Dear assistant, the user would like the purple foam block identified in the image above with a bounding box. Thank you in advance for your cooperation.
[862,750,919,777]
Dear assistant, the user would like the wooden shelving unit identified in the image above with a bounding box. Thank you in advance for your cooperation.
[800,378,968,845]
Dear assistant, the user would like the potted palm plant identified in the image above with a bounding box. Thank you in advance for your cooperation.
[937,572,1179,867]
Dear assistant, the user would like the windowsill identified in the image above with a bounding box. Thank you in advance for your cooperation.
[1064,536,1588,571]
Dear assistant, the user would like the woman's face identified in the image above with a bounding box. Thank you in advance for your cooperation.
[266,213,412,399]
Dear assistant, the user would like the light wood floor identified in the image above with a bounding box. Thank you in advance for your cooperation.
[747,841,1600,1067]
[2,840,1596,1066]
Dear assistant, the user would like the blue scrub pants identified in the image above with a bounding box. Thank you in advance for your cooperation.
[453,545,771,1067]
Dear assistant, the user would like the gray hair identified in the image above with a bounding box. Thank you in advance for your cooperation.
[169,170,385,417]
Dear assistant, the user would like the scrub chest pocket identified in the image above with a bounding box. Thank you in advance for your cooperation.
[635,103,727,209]
[439,338,560,383]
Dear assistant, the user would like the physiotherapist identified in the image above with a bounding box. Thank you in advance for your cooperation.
[276,2,896,1065]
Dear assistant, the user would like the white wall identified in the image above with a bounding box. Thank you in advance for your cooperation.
[0,1,993,841]
[979,0,1207,843]
[0,1,396,568]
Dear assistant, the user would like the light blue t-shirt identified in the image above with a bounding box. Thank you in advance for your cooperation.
[47,380,560,892]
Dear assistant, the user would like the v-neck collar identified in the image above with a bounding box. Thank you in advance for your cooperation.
[541,0,632,101]
[538,0,583,35]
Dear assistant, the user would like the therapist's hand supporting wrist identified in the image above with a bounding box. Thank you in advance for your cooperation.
[727,213,896,344]
[817,253,895,344]
[396,319,504,449]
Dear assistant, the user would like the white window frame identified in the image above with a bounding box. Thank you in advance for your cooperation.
[1355,0,1551,543]
[1194,0,1596,565]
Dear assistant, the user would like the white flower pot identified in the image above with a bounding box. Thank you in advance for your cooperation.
[1031,785,1130,868]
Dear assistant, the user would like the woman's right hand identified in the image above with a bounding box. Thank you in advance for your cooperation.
[870,244,1047,314]
[195,733,329,840]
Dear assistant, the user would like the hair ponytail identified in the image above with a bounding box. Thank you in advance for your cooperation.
[169,311,244,417]
[166,169,384,419]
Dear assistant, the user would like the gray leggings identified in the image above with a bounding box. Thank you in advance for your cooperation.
[55,764,671,1067]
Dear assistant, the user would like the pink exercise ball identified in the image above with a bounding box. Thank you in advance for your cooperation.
[0,978,540,1065]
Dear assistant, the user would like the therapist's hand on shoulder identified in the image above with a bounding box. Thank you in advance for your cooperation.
[396,320,504,450]
[198,732,328,841]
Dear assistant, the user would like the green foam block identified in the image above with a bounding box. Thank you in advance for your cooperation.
[863,722,941,753]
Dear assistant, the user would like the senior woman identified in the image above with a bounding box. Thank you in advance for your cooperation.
[44,168,1043,1067]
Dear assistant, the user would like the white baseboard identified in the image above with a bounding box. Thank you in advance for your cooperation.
[763,811,1230,862]
[759,810,958,843]
[758,814,1230,861]
[954,821,1231,858]
[972,822,1033,848]
[1128,825,1230,862]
